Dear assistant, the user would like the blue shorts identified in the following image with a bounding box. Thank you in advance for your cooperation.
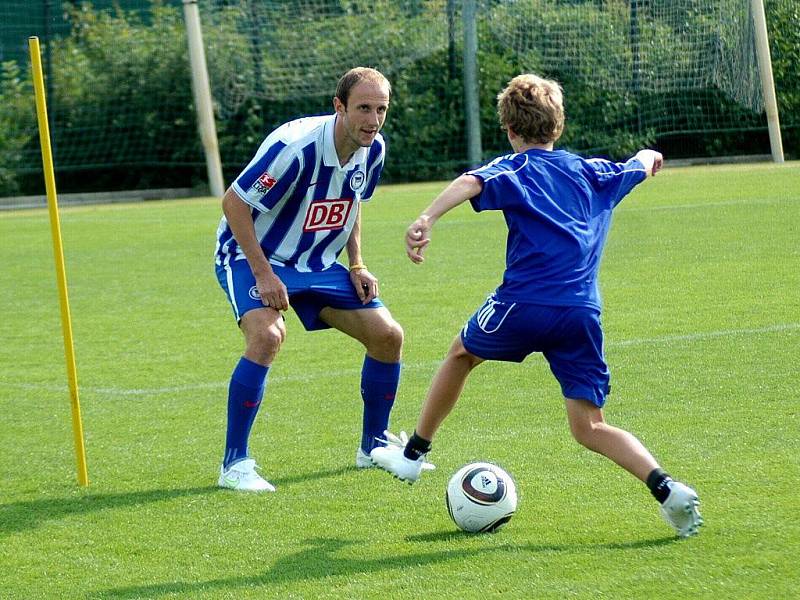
[460,295,610,407]
[215,259,384,331]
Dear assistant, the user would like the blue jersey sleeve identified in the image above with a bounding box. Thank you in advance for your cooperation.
[232,136,301,212]
[584,157,647,208]
[466,154,525,212]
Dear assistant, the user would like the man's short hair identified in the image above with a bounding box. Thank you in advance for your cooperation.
[497,74,564,145]
[335,67,391,108]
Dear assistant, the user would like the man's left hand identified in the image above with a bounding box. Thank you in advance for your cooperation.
[350,268,379,304]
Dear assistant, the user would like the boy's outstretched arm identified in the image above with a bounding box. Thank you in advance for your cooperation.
[406,174,483,263]
[634,149,664,176]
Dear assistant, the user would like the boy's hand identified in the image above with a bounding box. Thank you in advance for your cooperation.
[406,215,432,263]
[635,149,664,176]
[651,151,664,175]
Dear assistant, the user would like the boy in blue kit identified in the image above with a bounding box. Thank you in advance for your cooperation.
[371,74,702,537]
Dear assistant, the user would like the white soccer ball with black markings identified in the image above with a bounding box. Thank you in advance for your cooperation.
[446,462,518,533]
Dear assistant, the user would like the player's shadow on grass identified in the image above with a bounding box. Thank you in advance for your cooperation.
[269,465,354,487]
[0,486,218,536]
[0,466,359,536]
[406,531,676,550]
[94,534,678,599]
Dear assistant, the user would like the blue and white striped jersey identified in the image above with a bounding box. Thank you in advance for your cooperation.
[215,114,385,272]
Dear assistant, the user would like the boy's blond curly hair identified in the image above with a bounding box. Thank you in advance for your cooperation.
[497,74,565,145]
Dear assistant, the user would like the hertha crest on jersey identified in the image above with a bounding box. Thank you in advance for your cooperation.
[250,172,277,197]
[349,170,366,192]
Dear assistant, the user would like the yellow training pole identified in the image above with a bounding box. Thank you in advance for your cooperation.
[29,36,89,487]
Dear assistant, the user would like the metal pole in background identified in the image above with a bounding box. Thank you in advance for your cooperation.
[183,0,225,197]
[43,0,55,158]
[463,0,482,167]
[629,0,643,136]
[447,0,457,82]
[751,0,784,163]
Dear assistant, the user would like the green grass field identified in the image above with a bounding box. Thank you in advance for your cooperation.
[1,163,799,599]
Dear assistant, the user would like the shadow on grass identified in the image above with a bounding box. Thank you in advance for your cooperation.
[0,486,219,536]
[405,530,677,549]
[0,465,360,536]
[92,534,679,599]
[270,465,354,487]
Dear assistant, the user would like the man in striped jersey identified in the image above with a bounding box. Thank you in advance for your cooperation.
[372,74,703,538]
[214,67,409,492]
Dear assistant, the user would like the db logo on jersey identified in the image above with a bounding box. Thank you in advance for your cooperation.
[303,199,354,232]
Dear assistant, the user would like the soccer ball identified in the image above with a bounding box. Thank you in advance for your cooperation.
[445,462,518,533]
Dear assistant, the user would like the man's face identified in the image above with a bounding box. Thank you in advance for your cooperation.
[335,79,390,149]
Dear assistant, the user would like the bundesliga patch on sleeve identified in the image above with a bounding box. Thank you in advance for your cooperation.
[250,172,277,198]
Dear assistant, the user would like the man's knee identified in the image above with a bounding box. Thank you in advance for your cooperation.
[242,311,286,360]
[382,320,404,351]
[252,325,285,352]
[367,319,404,355]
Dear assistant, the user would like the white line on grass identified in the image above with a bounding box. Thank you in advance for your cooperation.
[609,322,800,347]
[622,196,788,213]
[2,322,798,398]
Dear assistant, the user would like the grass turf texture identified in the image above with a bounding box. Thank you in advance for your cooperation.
[1,162,798,599]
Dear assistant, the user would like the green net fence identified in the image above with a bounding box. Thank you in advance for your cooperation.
[1,0,798,205]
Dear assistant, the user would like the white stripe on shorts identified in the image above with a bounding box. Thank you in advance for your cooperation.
[223,255,241,321]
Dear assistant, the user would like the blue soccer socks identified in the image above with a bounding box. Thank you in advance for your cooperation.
[224,357,269,469]
[360,355,401,453]
[223,355,396,464]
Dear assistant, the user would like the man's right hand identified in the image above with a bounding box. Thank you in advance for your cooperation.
[255,270,289,311]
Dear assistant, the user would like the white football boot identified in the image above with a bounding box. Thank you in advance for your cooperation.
[218,458,275,492]
[660,480,703,537]
[370,443,425,483]
[370,430,435,484]
[355,448,375,468]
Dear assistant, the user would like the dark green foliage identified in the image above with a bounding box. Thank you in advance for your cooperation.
[51,2,202,190]
[0,61,34,196]
[0,0,798,196]
[768,0,800,152]
[382,50,474,181]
